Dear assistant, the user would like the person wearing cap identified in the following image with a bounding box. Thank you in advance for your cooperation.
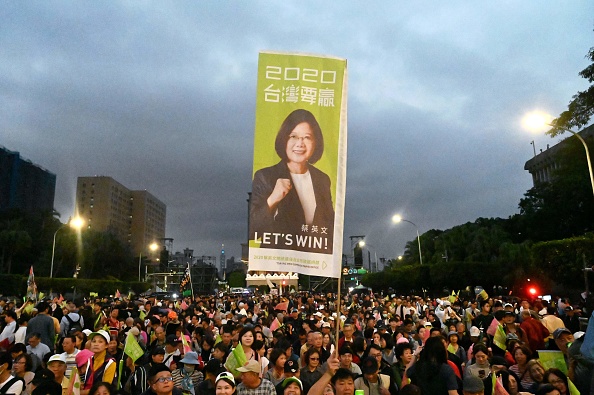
[197,359,225,395]
[47,354,68,395]
[278,377,303,395]
[354,356,394,395]
[502,310,529,347]
[275,359,300,395]
[130,346,166,395]
[236,360,276,395]
[0,351,24,394]
[562,306,580,334]
[172,351,203,395]
[74,349,94,386]
[163,335,181,369]
[446,331,467,365]
[81,330,116,395]
[215,371,236,395]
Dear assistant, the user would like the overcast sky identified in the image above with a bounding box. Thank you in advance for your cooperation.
[2,2,593,268]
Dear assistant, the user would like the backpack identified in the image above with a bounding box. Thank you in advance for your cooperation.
[65,314,83,334]
[0,376,23,395]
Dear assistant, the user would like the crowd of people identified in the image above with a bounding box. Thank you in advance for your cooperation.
[0,290,593,395]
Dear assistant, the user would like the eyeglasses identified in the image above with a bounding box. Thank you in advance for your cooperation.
[155,377,173,383]
[310,357,319,361]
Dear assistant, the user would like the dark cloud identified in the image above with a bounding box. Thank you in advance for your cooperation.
[1,2,592,263]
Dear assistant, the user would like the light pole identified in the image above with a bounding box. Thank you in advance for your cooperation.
[523,111,594,197]
[139,242,159,282]
[357,240,381,272]
[50,217,85,278]
[392,214,423,265]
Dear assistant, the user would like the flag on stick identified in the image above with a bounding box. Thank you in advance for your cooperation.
[124,332,144,363]
[26,266,37,301]
[179,264,192,297]
[66,367,81,395]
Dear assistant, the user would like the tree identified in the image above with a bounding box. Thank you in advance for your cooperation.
[549,44,594,136]
[519,136,594,241]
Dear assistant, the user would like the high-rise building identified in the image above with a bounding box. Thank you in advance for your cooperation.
[0,146,56,214]
[75,176,166,255]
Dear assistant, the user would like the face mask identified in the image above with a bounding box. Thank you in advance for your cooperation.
[184,364,195,373]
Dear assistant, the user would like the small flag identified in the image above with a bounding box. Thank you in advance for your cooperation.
[66,367,81,395]
[275,301,288,312]
[270,317,281,332]
[180,300,189,310]
[214,334,222,346]
[477,289,489,301]
[180,334,192,355]
[124,332,144,363]
[26,266,37,301]
[493,324,507,351]
[115,289,121,299]
[58,294,64,303]
[179,264,192,296]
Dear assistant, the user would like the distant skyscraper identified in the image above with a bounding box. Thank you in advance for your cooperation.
[220,244,226,279]
[0,146,56,214]
[75,176,166,255]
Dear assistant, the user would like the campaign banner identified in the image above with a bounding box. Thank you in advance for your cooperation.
[249,51,347,278]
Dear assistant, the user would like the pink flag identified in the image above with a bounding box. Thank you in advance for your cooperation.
[270,317,280,332]
[180,300,189,310]
[115,289,121,299]
[275,301,289,312]
[486,317,499,337]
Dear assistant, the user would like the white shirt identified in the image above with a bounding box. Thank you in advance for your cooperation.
[0,321,16,344]
[0,375,24,395]
[291,171,316,225]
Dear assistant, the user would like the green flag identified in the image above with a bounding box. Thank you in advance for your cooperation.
[224,342,248,376]
[124,333,144,363]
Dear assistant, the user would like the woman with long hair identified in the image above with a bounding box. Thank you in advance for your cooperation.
[405,336,458,395]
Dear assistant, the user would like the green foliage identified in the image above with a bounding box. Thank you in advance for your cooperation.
[519,136,594,241]
[227,271,246,287]
[0,274,149,297]
[549,45,594,135]
[531,235,594,286]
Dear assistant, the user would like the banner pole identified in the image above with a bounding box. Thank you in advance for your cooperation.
[188,263,195,299]
[334,275,341,354]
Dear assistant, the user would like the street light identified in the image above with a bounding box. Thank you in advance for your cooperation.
[50,217,85,278]
[523,111,594,197]
[139,242,159,282]
[392,214,423,265]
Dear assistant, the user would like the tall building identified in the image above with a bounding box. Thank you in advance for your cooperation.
[0,146,56,214]
[75,176,166,255]
[524,124,594,186]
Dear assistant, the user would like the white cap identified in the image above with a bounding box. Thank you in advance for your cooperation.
[48,354,66,364]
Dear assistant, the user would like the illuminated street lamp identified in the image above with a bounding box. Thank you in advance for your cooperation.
[523,111,594,197]
[392,214,423,265]
[139,242,159,282]
[50,217,85,278]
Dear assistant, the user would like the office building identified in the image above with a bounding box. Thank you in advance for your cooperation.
[75,176,166,255]
[0,146,56,214]
[524,124,594,186]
